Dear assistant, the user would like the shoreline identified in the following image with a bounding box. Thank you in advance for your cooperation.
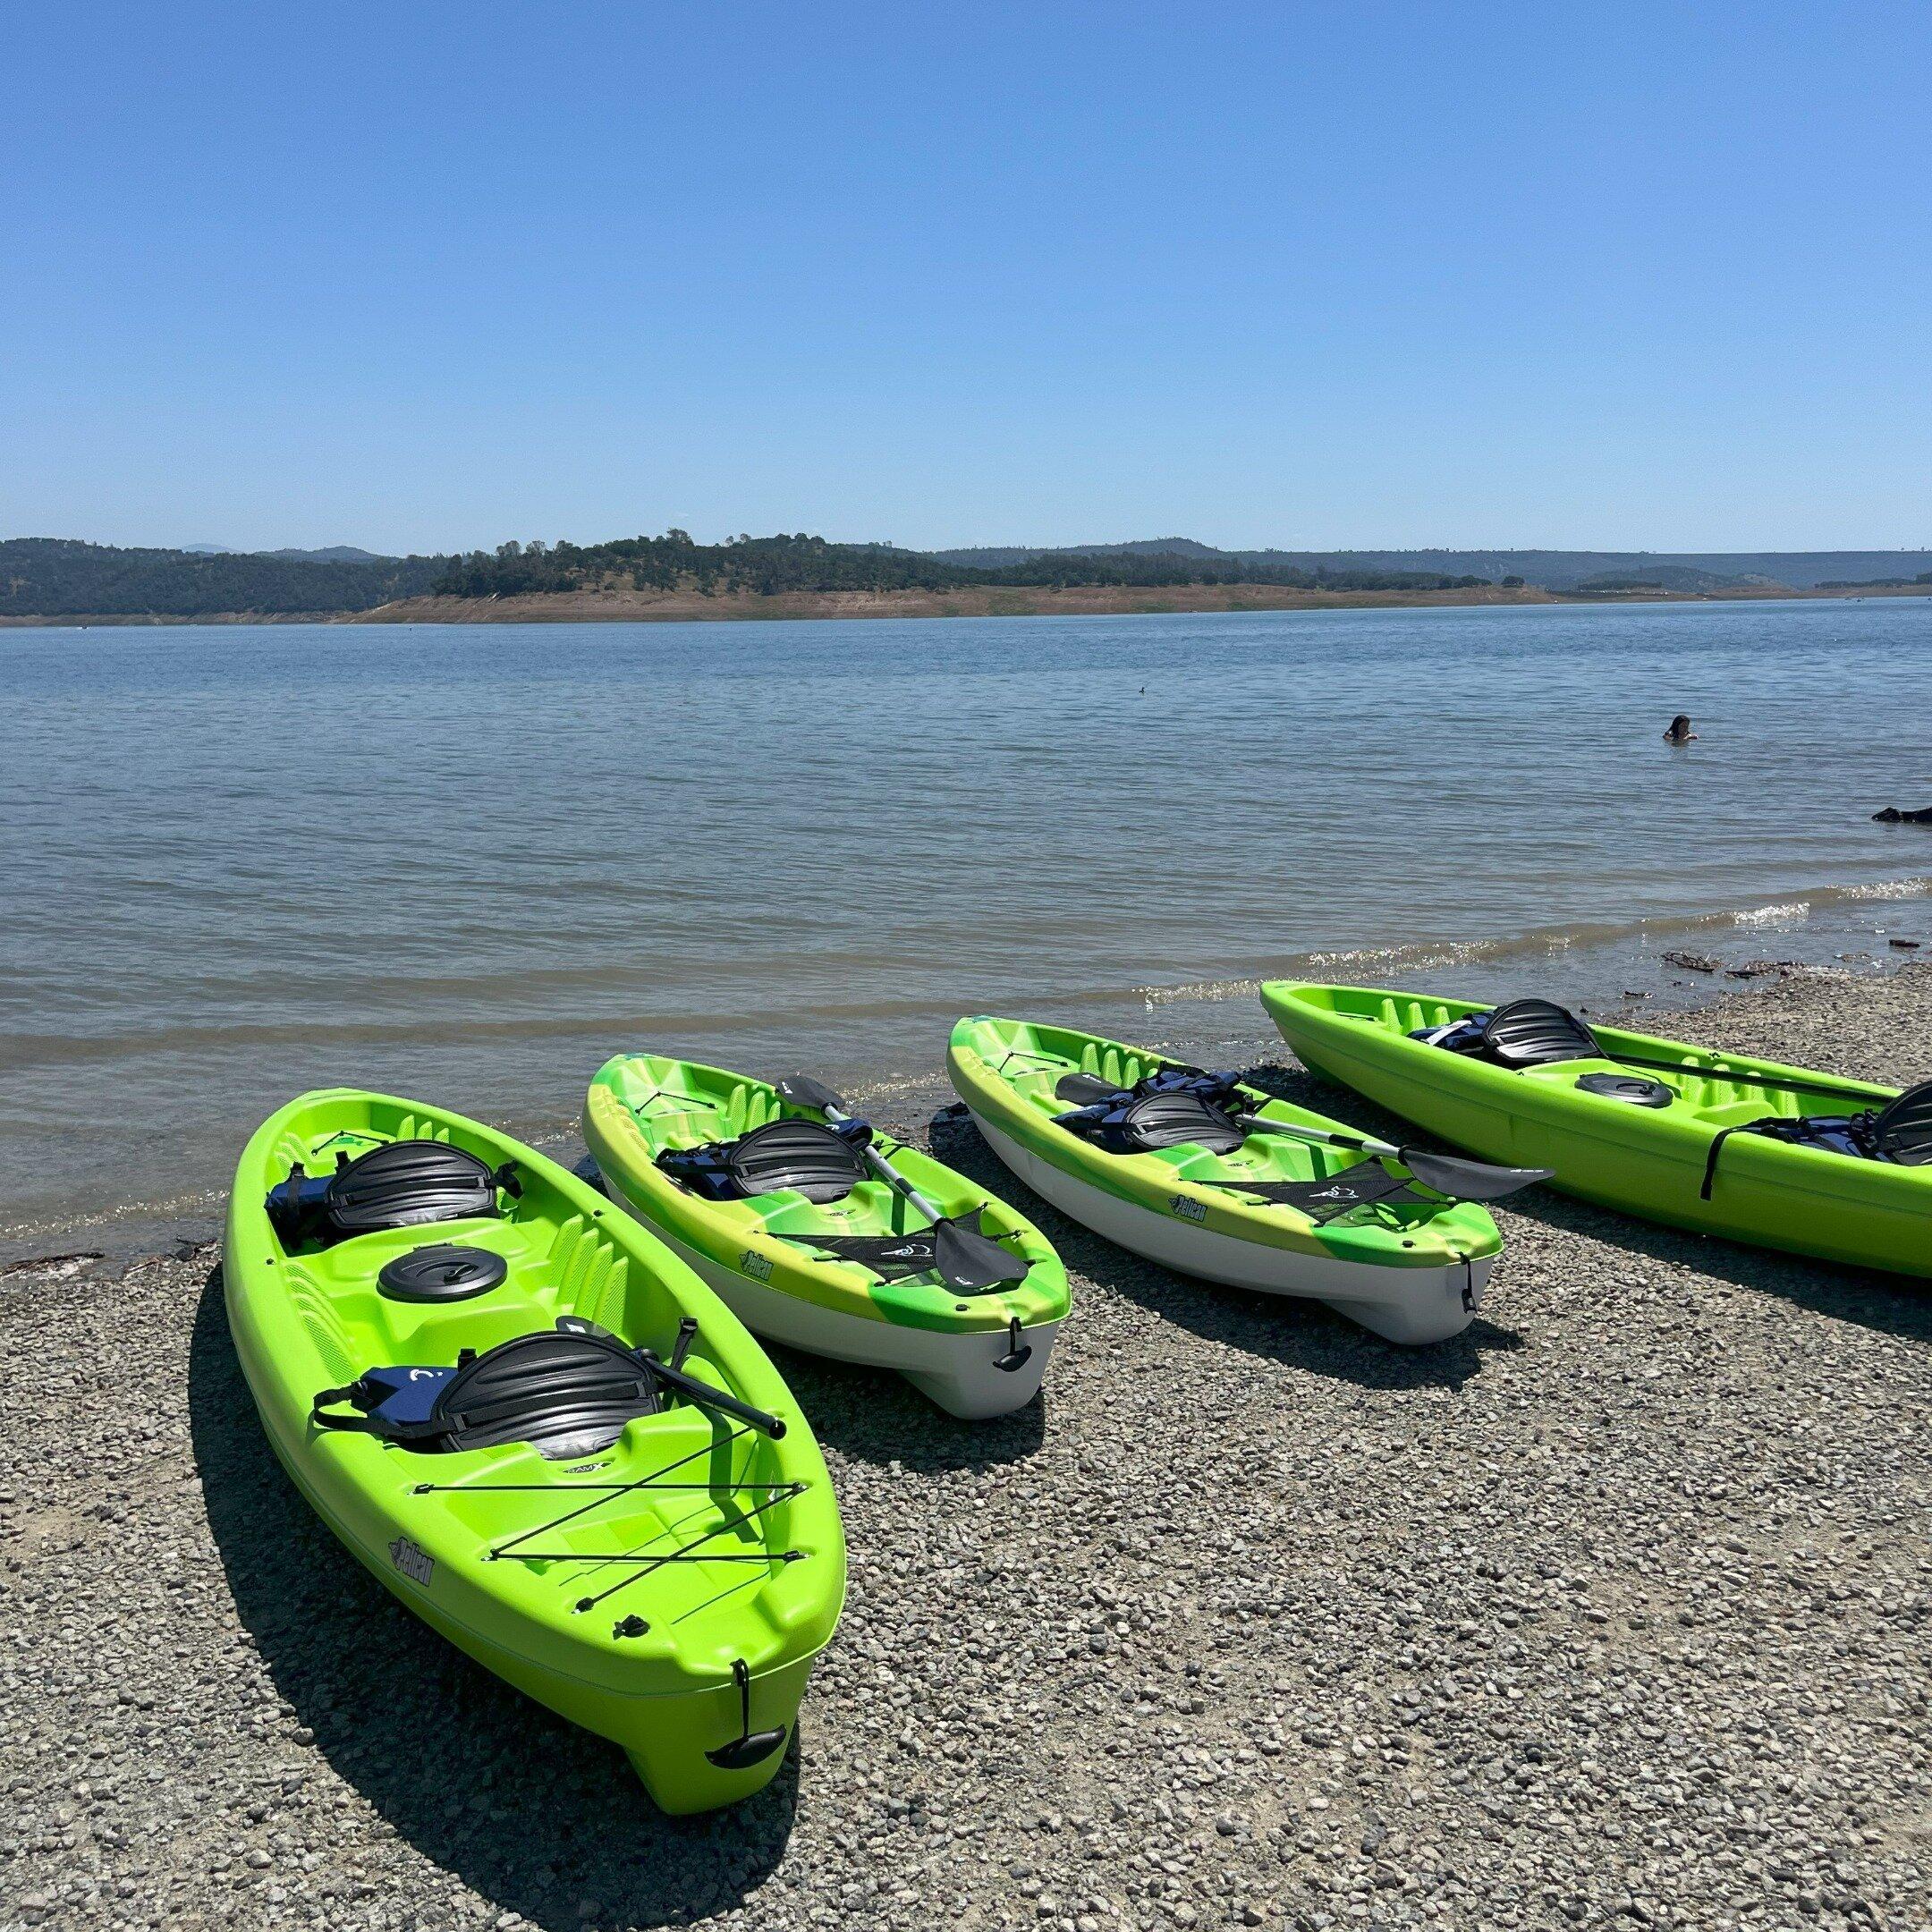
[5,961,1928,1929]
[5,869,1928,1261]
[4,579,1931,629]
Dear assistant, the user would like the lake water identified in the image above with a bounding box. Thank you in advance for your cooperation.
[4,597,1930,1235]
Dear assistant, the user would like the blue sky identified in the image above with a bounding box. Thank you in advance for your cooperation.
[5,3,1928,555]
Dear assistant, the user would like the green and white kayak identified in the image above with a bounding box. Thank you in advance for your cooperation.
[586,1054,1070,1418]
[1261,981,1932,1277]
[947,1015,1521,1345]
[225,1089,844,1814]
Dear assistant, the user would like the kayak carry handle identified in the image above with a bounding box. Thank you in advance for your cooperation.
[705,1658,788,1772]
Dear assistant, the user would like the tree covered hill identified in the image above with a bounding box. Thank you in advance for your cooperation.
[429,531,1490,598]
[926,540,1932,590]
[0,538,448,617]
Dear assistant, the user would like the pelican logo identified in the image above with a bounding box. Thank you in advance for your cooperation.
[1310,1183,1360,1202]
[1168,1195,1207,1222]
[741,1250,774,1282]
[389,1537,435,1587]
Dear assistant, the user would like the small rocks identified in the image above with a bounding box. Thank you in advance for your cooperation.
[4,965,1931,1932]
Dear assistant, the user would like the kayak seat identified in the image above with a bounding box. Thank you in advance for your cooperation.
[1699,1079,1932,1198]
[1479,999,1600,1069]
[311,1320,664,1456]
[657,1117,869,1204]
[1114,1090,1247,1156]
[1871,1080,1932,1165]
[268,1140,520,1247]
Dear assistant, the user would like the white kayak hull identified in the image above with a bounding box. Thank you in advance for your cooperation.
[597,1166,1059,1418]
[966,1111,1490,1346]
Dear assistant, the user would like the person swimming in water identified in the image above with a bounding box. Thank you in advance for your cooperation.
[1663,713,1697,744]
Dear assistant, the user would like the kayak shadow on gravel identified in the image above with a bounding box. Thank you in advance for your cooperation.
[926,1080,1526,1395]
[188,1268,798,1932]
[758,1336,1049,1471]
[1501,1189,1932,1343]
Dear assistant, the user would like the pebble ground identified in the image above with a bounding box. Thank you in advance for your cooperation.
[3,968,1927,1932]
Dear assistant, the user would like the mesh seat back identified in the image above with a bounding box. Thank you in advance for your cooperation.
[1482,998,1600,1069]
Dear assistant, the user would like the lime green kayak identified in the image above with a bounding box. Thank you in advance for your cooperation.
[947,1015,1512,1344]
[225,1089,845,1814]
[586,1054,1070,1417]
[1261,981,1932,1277]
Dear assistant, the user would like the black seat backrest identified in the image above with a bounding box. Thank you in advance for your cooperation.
[436,1326,660,1453]
[724,1118,867,1202]
[1116,1090,1245,1156]
[326,1140,505,1236]
[1482,998,1600,1069]
[1871,1080,1932,1166]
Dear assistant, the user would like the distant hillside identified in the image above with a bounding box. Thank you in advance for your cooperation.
[922,542,1932,591]
[428,533,1492,601]
[0,538,447,617]
[266,545,390,564]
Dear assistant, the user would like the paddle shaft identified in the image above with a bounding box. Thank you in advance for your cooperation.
[640,1353,786,1439]
[818,1102,946,1221]
[1235,1112,1398,1159]
[1606,1051,1885,1106]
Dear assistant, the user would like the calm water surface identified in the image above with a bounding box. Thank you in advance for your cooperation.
[4,598,1929,1229]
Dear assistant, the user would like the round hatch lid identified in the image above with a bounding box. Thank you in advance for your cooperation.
[377,1243,510,1302]
[1574,1072,1674,1108]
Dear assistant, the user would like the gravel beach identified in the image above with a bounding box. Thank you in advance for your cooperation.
[4,967,1928,1932]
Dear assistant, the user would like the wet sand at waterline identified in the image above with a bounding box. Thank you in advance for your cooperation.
[4,963,1927,1932]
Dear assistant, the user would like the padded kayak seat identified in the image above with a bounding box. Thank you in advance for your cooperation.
[1872,1081,1932,1165]
[1053,1066,1249,1157]
[1115,1089,1246,1155]
[1480,999,1600,1069]
[657,1116,869,1204]
[268,1140,519,1247]
[311,1320,663,1455]
[1701,1079,1932,1199]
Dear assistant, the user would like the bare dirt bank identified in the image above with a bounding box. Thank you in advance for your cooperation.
[353,582,1564,624]
[4,581,1928,630]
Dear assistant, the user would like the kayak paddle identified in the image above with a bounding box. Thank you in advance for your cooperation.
[1053,1070,1548,1201]
[775,1075,1028,1292]
[1230,1113,1552,1201]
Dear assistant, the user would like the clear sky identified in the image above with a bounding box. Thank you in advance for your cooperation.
[6,2,1928,556]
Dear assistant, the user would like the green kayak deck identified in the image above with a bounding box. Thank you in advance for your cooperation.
[587,1053,1069,1416]
[1262,981,1931,1278]
[225,1089,845,1813]
[948,1014,1507,1344]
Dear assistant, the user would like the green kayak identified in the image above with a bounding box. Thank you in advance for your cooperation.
[225,1089,845,1813]
[948,1015,1520,1344]
[1261,981,1932,1277]
[586,1054,1069,1417]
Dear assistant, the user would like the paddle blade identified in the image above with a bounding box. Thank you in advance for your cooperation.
[776,1073,847,1114]
[932,1213,1030,1292]
[1401,1148,1554,1201]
